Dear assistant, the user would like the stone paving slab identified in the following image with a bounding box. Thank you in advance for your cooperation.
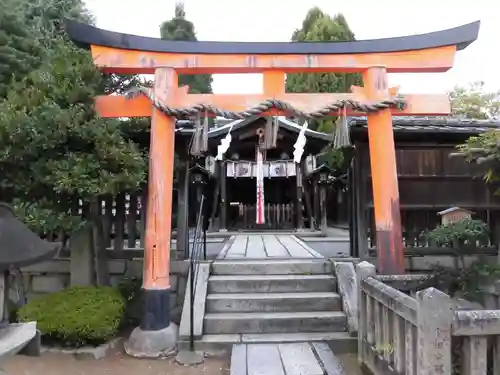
[230,342,346,375]
[220,235,324,260]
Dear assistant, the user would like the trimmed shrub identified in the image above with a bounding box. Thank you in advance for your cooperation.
[18,286,124,347]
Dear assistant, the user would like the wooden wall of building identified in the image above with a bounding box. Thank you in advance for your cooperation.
[350,142,500,258]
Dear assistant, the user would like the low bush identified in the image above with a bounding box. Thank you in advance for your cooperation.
[18,286,124,347]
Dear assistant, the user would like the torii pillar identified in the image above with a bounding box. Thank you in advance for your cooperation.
[65,19,480,356]
[129,68,179,356]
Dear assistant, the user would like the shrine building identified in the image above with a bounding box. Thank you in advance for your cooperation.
[175,116,334,233]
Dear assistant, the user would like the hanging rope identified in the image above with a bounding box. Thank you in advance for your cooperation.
[125,86,406,120]
[333,105,351,149]
[262,116,279,150]
[189,113,209,156]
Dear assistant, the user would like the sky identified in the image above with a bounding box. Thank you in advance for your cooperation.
[84,0,498,95]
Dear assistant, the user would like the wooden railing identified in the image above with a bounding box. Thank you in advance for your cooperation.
[356,261,500,375]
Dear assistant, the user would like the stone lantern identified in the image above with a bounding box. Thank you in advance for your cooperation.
[0,202,61,366]
[190,164,209,205]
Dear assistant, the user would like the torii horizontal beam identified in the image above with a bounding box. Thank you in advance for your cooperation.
[65,20,480,74]
[95,92,451,118]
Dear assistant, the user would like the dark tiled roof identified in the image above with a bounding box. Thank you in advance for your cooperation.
[349,116,500,133]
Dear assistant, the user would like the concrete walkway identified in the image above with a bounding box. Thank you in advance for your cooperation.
[217,235,323,260]
[230,342,346,375]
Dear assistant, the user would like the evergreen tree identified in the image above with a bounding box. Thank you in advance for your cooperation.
[0,1,147,236]
[286,7,361,170]
[286,7,362,133]
[0,40,147,232]
[160,3,213,94]
[12,0,94,47]
[0,7,42,98]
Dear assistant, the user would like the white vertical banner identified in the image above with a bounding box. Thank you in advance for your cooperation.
[256,147,265,224]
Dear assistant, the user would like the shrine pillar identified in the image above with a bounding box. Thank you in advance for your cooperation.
[219,161,227,231]
[124,68,178,357]
[363,67,405,274]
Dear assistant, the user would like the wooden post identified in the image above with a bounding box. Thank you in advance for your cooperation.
[141,67,177,332]
[220,161,227,231]
[362,67,404,274]
[303,182,315,230]
[354,148,369,259]
[296,165,304,230]
[176,158,190,260]
[313,181,319,229]
[320,183,327,233]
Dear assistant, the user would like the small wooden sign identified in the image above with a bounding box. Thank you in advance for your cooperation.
[437,207,474,225]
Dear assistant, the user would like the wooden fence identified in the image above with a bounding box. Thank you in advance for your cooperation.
[34,190,161,251]
[356,261,500,375]
[229,203,295,230]
[350,143,500,258]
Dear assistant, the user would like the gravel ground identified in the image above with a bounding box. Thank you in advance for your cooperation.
[3,349,230,375]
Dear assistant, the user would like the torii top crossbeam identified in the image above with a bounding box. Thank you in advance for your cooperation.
[66,20,479,74]
[65,18,479,344]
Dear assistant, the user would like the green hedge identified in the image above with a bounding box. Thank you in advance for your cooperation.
[18,286,124,347]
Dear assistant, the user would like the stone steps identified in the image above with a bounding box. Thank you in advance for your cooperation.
[204,311,347,334]
[184,257,351,356]
[211,259,332,275]
[208,274,336,293]
[206,292,341,313]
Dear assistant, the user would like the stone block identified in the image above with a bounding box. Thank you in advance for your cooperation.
[31,275,66,293]
[109,276,122,288]
[69,225,94,286]
[125,260,143,277]
[171,260,189,275]
[108,260,126,274]
[177,275,187,299]
[170,293,178,309]
[19,330,41,357]
[170,274,178,292]
[22,260,70,274]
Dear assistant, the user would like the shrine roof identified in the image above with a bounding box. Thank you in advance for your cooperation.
[207,116,333,142]
[349,117,500,134]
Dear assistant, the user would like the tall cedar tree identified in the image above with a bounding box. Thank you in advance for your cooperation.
[286,8,361,133]
[286,8,361,170]
[160,3,213,94]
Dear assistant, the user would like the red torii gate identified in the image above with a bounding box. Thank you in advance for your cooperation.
[66,19,479,357]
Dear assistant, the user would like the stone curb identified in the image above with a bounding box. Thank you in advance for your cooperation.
[40,338,121,360]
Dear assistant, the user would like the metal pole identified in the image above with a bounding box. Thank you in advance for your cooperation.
[203,225,207,261]
[189,253,194,351]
